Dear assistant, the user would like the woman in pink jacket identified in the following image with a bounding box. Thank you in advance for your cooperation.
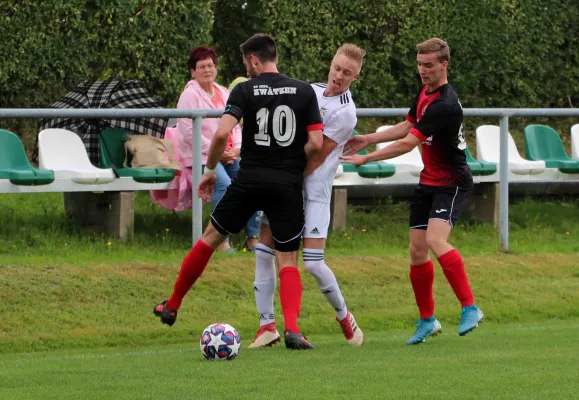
[176,46,259,252]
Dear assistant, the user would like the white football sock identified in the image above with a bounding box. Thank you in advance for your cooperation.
[254,243,277,327]
[303,248,348,321]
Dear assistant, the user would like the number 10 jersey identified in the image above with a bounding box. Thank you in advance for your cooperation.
[224,72,323,184]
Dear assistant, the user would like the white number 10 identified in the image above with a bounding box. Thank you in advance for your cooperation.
[254,105,296,147]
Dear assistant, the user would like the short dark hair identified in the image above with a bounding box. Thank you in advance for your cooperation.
[240,33,277,64]
[187,45,217,70]
[416,38,450,63]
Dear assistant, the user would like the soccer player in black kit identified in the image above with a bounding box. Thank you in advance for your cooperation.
[341,38,484,345]
[154,33,323,350]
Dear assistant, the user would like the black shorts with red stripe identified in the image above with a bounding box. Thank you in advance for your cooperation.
[409,183,473,229]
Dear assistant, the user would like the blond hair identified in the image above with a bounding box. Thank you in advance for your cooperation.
[335,43,366,72]
[416,38,450,63]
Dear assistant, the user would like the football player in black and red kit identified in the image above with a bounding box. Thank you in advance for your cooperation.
[154,33,323,350]
[341,38,484,345]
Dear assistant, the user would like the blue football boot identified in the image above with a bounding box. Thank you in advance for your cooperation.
[406,317,442,345]
[458,305,484,336]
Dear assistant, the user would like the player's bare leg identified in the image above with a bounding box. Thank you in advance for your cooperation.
[249,222,281,348]
[426,219,483,336]
[407,228,441,344]
[303,237,363,346]
[154,222,228,326]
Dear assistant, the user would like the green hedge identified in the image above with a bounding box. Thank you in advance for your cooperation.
[0,0,213,108]
[2,0,578,148]
[214,0,579,109]
[0,0,213,146]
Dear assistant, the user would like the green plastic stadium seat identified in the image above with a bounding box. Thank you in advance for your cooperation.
[465,147,497,176]
[357,163,382,178]
[0,129,54,185]
[524,124,579,174]
[99,128,176,183]
[341,163,357,173]
[378,162,397,176]
[340,130,396,178]
[360,162,396,178]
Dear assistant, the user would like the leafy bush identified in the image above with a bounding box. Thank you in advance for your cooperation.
[2,1,578,149]
[214,0,579,109]
[0,0,213,147]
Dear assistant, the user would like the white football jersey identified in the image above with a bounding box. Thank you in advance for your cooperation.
[305,83,357,202]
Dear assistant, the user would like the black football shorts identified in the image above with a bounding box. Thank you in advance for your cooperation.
[409,183,472,229]
[211,177,304,252]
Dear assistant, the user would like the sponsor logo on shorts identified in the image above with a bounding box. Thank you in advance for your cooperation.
[310,227,320,235]
[435,209,447,214]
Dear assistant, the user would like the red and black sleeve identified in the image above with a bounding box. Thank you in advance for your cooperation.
[409,101,455,142]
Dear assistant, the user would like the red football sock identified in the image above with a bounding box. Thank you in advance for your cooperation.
[438,249,474,307]
[409,260,435,319]
[166,240,215,310]
[279,267,302,333]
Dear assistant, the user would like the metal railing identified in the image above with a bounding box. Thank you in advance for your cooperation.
[1,107,579,251]
[0,108,220,243]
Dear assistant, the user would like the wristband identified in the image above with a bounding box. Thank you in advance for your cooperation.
[203,166,216,175]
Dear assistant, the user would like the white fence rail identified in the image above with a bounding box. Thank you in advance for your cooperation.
[2,107,579,251]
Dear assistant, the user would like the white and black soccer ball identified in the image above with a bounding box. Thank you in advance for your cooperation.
[199,323,241,360]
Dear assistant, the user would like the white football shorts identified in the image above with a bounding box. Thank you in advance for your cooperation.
[259,199,330,239]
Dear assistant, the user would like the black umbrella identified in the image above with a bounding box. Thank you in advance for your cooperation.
[37,80,167,164]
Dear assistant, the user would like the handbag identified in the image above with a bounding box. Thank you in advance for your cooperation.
[124,135,182,170]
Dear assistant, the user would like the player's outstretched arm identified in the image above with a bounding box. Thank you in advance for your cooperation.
[368,120,414,144]
[343,120,413,156]
[340,133,420,166]
[304,129,323,159]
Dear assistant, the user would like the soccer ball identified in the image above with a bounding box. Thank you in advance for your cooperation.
[199,323,241,360]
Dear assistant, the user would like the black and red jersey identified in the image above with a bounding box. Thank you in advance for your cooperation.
[225,73,323,184]
[407,84,472,187]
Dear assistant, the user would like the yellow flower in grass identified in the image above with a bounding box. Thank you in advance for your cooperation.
[243,248,247,253]
[107,241,112,247]
[165,228,170,232]
[362,229,367,232]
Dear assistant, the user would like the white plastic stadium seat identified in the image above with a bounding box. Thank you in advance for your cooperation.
[476,125,545,175]
[38,129,116,184]
[571,124,579,160]
[376,125,423,177]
